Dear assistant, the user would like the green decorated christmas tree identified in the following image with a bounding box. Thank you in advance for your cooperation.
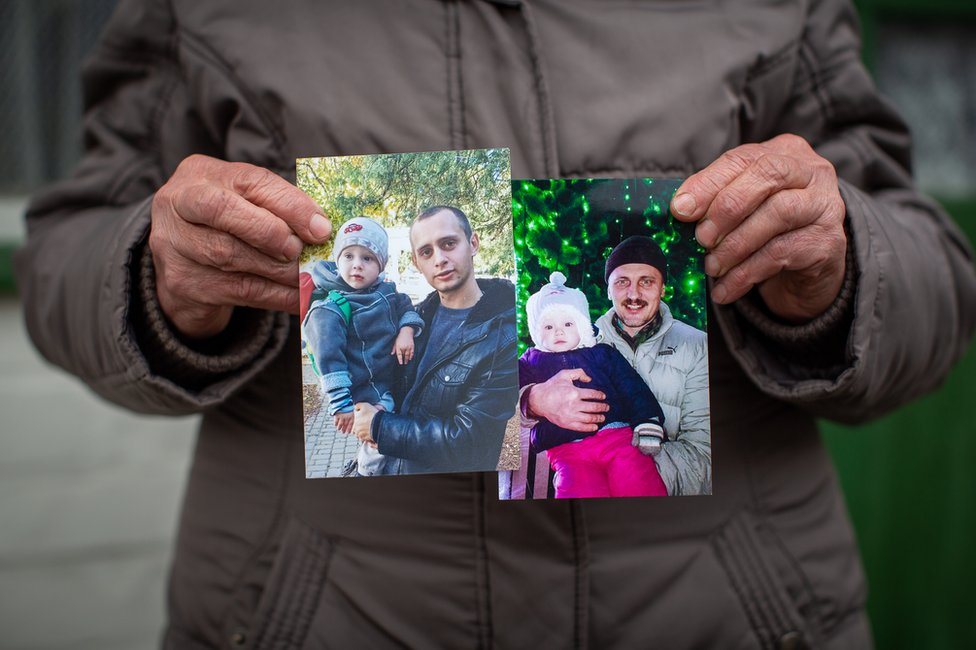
[513,178,706,355]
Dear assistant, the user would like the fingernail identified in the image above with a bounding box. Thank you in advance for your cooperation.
[309,213,331,240]
[696,219,718,248]
[672,193,697,217]
[283,235,303,261]
[704,254,722,277]
[712,284,728,303]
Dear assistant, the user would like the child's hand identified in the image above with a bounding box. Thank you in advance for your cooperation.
[334,411,355,434]
[392,326,415,365]
[633,424,664,456]
[637,436,662,456]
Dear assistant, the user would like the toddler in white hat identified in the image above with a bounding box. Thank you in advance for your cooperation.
[520,272,668,498]
[302,216,424,476]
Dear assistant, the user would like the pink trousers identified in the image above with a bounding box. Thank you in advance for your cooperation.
[546,426,667,498]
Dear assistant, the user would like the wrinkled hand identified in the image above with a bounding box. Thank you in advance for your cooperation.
[525,368,608,433]
[333,411,354,435]
[670,134,847,323]
[150,154,332,338]
[352,402,378,447]
[392,326,415,365]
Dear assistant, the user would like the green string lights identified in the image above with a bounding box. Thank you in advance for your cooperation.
[513,178,707,355]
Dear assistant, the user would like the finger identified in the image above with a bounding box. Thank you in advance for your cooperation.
[556,368,592,383]
[697,153,815,248]
[703,189,810,278]
[572,369,592,383]
[569,411,605,431]
[574,410,606,425]
[173,221,299,286]
[671,143,767,223]
[170,183,306,262]
[229,161,332,242]
[152,253,297,336]
[712,226,834,304]
[161,261,299,313]
[575,389,608,405]
[570,422,599,433]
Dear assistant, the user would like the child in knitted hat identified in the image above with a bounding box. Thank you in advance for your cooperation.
[520,272,668,497]
[302,216,424,476]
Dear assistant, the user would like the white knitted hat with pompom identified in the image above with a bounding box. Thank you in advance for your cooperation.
[526,271,596,350]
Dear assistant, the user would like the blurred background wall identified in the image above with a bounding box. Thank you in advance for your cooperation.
[820,2,976,648]
[0,2,197,649]
[0,0,973,648]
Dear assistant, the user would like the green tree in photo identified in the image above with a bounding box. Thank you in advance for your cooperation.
[513,178,706,355]
[297,149,513,276]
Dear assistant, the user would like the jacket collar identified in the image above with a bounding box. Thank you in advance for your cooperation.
[598,301,675,348]
[416,278,515,325]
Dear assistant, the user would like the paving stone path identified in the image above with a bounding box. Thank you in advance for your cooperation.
[302,362,359,479]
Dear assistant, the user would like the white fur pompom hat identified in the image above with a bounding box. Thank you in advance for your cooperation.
[526,271,596,350]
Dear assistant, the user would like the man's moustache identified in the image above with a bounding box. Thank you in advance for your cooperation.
[623,300,648,308]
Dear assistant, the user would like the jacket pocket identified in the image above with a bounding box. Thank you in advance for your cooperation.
[247,517,338,650]
[432,360,474,387]
[712,510,821,650]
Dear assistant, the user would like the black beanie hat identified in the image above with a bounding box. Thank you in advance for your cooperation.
[605,235,668,282]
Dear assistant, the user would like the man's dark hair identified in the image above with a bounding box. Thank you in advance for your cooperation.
[414,205,473,239]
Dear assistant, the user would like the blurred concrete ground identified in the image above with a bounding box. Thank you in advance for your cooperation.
[0,298,197,649]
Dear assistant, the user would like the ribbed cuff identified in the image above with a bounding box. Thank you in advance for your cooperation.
[728,220,857,374]
[133,242,278,388]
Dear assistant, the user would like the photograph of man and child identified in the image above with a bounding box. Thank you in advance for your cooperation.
[298,148,519,478]
[502,178,711,499]
[299,151,711,498]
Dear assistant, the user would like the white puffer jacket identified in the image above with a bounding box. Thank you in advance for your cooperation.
[596,302,710,495]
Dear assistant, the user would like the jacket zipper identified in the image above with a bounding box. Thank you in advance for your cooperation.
[403,330,492,407]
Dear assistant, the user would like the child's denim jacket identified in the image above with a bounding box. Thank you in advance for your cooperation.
[302,261,423,415]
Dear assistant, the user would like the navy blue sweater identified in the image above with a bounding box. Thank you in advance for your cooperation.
[519,344,666,452]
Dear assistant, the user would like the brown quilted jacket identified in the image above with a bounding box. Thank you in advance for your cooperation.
[15,0,976,647]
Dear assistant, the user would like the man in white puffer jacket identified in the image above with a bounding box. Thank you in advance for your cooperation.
[595,236,710,496]
[523,235,711,496]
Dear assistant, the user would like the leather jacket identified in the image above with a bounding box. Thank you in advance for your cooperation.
[372,278,518,474]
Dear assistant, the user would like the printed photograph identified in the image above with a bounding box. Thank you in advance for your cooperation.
[298,149,521,478]
[500,178,712,499]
